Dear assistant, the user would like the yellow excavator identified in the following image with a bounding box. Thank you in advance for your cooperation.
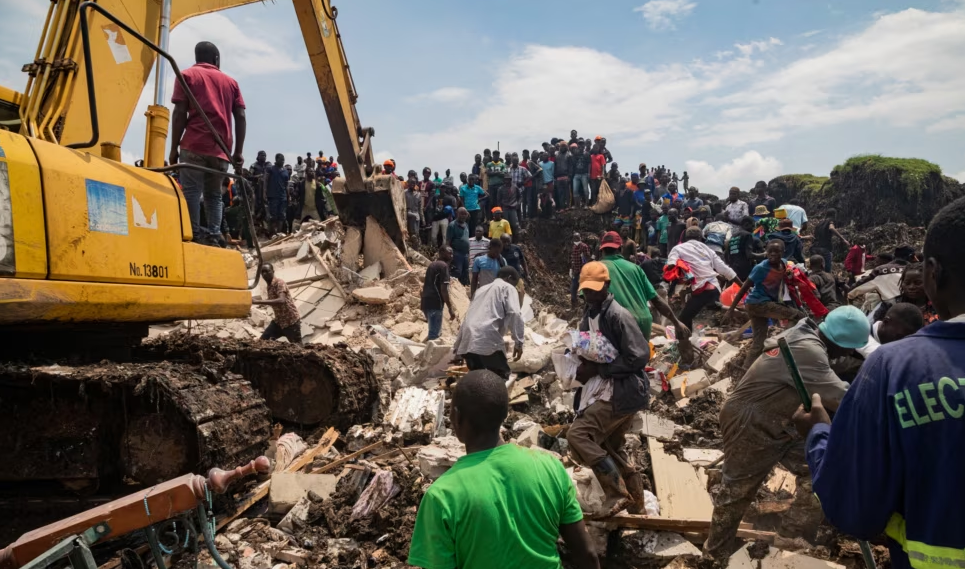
[0,0,397,488]
[0,0,404,343]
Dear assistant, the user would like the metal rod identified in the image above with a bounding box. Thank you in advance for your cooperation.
[153,0,173,105]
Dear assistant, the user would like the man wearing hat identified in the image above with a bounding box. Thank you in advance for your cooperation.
[705,306,868,558]
[566,262,652,516]
[598,231,689,340]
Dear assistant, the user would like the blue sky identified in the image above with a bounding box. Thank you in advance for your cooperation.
[1,0,964,193]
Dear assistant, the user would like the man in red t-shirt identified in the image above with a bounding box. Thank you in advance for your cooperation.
[169,41,246,246]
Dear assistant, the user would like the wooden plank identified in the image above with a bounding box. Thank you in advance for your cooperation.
[216,428,338,530]
[648,438,714,520]
[309,244,348,301]
[605,515,770,542]
[312,441,384,474]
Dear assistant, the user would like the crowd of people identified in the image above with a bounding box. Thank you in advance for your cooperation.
[168,40,961,569]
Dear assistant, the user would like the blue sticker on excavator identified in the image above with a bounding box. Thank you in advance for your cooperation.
[86,179,128,235]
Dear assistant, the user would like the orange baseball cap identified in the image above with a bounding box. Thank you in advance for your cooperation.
[579,262,610,292]
[491,206,503,213]
[594,135,603,141]
[383,159,394,167]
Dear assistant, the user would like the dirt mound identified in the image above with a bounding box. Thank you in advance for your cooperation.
[769,156,963,229]
[139,334,379,429]
[523,210,609,310]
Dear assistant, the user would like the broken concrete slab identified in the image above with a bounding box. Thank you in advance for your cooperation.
[364,216,411,277]
[304,309,337,329]
[261,241,303,263]
[269,472,339,514]
[341,226,362,271]
[509,344,554,374]
[630,412,677,439]
[400,344,425,366]
[273,548,311,567]
[765,466,798,496]
[316,294,347,314]
[683,448,724,466]
[707,341,740,373]
[417,436,466,480]
[634,531,702,557]
[392,321,424,340]
[384,386,445,433]
[328,320,344,334]
[516,424,543,448]
[418,339,454,368]
[683,369,712,397]
[296,283,329,305]
[295,241,312,263]
[295,300,316,319]
[358,262,382,282]
[352,286,393,305]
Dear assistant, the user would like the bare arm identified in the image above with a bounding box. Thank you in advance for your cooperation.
[559,521,600,569]
[650,294,689,336]
[169,101,188,165]
[829,223,851,248]
[725,278,755,320]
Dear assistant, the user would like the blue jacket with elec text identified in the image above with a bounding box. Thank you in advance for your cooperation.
[805,321,965,569]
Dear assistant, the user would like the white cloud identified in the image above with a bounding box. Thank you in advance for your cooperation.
[695,8,965,147]
[734,37,783,56]
[633,0,697,30]
[169,13,303,77]
[400,43,768,177]
[121,150,140,165]
[685,151,784,195]
[801,29,824,38]
[406,87,472,105]
[953,171,965,183]
[926,115,965,133]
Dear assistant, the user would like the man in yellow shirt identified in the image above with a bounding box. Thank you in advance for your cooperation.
[488,207,512,241]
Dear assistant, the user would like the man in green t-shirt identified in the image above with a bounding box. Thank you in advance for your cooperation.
[408,370,599,569]
[598,231,689,341]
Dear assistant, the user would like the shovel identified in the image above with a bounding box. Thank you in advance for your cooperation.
[777,338,877,569]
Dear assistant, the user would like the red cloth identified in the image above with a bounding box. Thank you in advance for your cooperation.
[172,63,245,161]
[590,154,606,179]
[843,245,873,275]
[786,266,829,318]
[662,258,695,284]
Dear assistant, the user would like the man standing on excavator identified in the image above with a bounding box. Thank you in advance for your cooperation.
[169,41,247,247]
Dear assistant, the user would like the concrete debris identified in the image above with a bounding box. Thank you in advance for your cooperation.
[352,286,393,305]
[392,321,425,341]
[509,344,554,374]
[384,386,445,434]
[683,448,724,466]
[269,472,338,514]
[417,436,466,479]
[729,544,846,569]
[277,496,311,535]
[707,341,740,373]
[364,216,410,277]
[273,548,311,567]
[633,531,703,557]
[515,424,543,448]
[631,412,677,439]
[358,262,382,283]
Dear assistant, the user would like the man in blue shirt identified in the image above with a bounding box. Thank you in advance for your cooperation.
[471,238,505,299]
[459,172,487,232]
[794,198,965,569]
[264,153,289,236]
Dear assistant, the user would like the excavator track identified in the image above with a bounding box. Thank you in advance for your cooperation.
[0,359,271,488]
[137,334,379,429]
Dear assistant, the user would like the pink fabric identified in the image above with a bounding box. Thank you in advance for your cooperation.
[172,63,245,161]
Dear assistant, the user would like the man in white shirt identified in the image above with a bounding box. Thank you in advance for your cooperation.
[667,228,742,330]
[468,225,490,267]
[453,266,525,379]
[702,213,734,255]
[724,186,749,224]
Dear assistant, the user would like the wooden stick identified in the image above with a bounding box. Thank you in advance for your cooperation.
[216,428,338,530]
[603,514,756,533]
[311,441,384,474]
[309,244,349,300]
